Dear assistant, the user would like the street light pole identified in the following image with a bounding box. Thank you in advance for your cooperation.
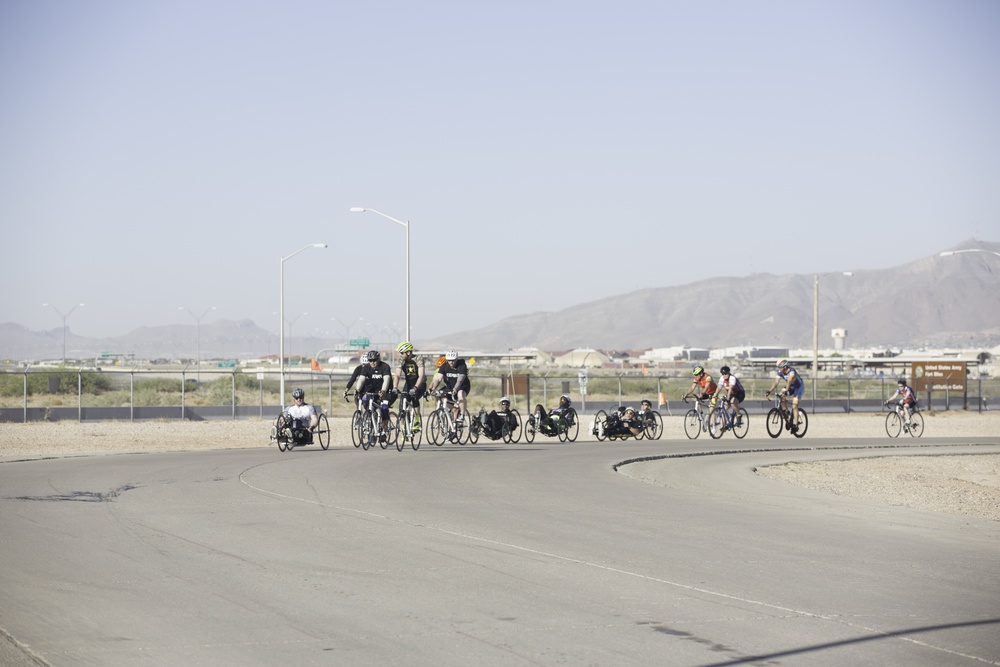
[178,306,216,381]
[812,272,853,403]
[42,302,85,363]
[350,208,410,342]
[280,243,327,406]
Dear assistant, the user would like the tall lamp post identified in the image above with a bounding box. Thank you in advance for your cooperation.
[42,302,85,363]
[280,243,327,405]
[813,272,853,403]
[178,306,216,381]
[350,207,410,342]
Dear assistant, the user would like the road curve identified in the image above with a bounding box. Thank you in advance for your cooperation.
[1,435,998,666]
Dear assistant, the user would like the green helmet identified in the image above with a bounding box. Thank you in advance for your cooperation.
[692,366,704,376]
[397,341,414,353]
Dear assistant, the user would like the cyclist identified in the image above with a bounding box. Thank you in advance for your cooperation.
[427,350,471,426]
[393,341,426,432]
[352,350,394,438]
[607,406,642,438]
[637,399,657,433]
[282,387,318,445]
[766,359,804,433]
[537,394,574,436]
[482,397,519,440]
[713,366,746,426]
[682,366,718,407]
[343,355,368,407]
[885,378,918,427]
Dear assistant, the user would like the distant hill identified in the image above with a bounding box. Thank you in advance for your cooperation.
[420,239,1000,352]
[3,240,999,361]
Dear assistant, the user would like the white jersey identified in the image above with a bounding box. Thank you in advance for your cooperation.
[284,403,316,421]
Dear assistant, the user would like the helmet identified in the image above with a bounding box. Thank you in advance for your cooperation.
[776,359,789,369]
[365,350,381,363]
[624,406,635,415]
[559,394,571,406]
[291,387,304,399]
[445,350,458,361]
[499,396,510,405]
[397,341,413,354]
[692,366,704,376]
[720,365,731,375]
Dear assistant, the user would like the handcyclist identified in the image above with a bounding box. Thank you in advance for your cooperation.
[281,387,318,445]
[352,350,394,438]
[537,394,574,435]
[393,341,426,432]
[482,397,519,440]
[682,365,718,408]
[885,378,918,427]
[766,359,804,433]
[713,366,746,426]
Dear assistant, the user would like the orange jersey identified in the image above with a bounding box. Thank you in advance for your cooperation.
[697,374,718,395]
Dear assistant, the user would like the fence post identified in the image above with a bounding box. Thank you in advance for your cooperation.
[130,371,135,422]
[78,371,82,422]
[22,370,28,423]
[232,372,237,419]
[181,371,186,420]
[846,377,851,414]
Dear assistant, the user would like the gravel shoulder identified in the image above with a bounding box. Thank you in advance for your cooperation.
[2,411,998,521]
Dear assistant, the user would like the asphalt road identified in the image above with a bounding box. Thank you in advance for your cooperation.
[1,435,998,667]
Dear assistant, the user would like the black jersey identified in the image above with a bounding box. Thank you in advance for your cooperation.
[437,359,471,393]
[360,361,393,394]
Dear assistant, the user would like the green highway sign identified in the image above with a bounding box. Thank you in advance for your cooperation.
[349,337,370,348]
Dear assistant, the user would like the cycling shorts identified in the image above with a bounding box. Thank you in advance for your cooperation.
[786,383,804,400]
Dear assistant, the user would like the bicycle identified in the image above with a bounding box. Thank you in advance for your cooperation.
[708,397,749,440]
[396,389,423,451]
[426,390,469,446]
[884,400,924,438]
[349,392,398,451]
[764,393,808,439]
[682,397,715,439]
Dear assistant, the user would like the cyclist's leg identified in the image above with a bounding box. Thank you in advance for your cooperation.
[456,389,468,420]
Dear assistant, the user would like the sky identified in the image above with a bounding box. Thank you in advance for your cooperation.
[2,0,999,345]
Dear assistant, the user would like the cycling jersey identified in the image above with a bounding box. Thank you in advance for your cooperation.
[695,373,718,398]
[360,361,394,395]
[719,375,746,401]
[777,366,804,399]
[398,356,425,391]
[435,359,471,394]
[897,385,917,405]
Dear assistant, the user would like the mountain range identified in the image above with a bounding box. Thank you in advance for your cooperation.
[4,240,998,362]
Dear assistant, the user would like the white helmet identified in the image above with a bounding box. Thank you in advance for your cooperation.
[445,350,458,361]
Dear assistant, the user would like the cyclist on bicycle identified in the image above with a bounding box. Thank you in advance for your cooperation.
[282,387,318,445]
[713,366,746,426]
[885,378,918,426]
[766,359,804,433]
[427,350,471,425]
[682,366,718,405]
[482,397,519,440]
[393,341,426,432]
[353,350,394,436]
[343,356,368,407]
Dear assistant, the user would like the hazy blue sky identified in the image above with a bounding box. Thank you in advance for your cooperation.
[2,0,998,344]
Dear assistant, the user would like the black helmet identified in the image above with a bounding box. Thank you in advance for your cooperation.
[291,387,305,399]
[720,366,731,375]
[365,350,381,363]
[559,394,571,406]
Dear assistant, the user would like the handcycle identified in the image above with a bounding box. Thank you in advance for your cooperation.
[592,409,641,441]
[395,388,423,451]
[348,392,398,451]
[884,400,924,438]
[525,406,579,443]
[682,397,715,439]
[764,392,808,439]
[270,411,331,452]
[426,390,470,445]
[707,396,749,440]
[469,406,523,444]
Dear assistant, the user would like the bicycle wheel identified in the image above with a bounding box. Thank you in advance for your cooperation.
[683,409,701,439]
[564,408,580,442]
[885,411,901,438]
[428,409,445,446]
[708,407,726,440]
[644,411,663,440]
[468,416,481,444]
[908,411,924,438]
[766,408,783,439]
[361,413,374,450]
[316,413,330,450]
[379,411,391,449]
[731,408,749,439]
[351,410,363,448]
[508,409,522,443]
[388,412,402,451]
[410,411,422,450]
[525,415,536,443]
[593,410,608,441]
[792,409,808,438]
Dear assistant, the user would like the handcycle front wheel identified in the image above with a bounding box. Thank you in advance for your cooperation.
[564,408,580,442]
[593,410,608,441]
[644,411,663,440]
[508,409,522,443]
[525,416,536,443]
[316,413,330,450]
